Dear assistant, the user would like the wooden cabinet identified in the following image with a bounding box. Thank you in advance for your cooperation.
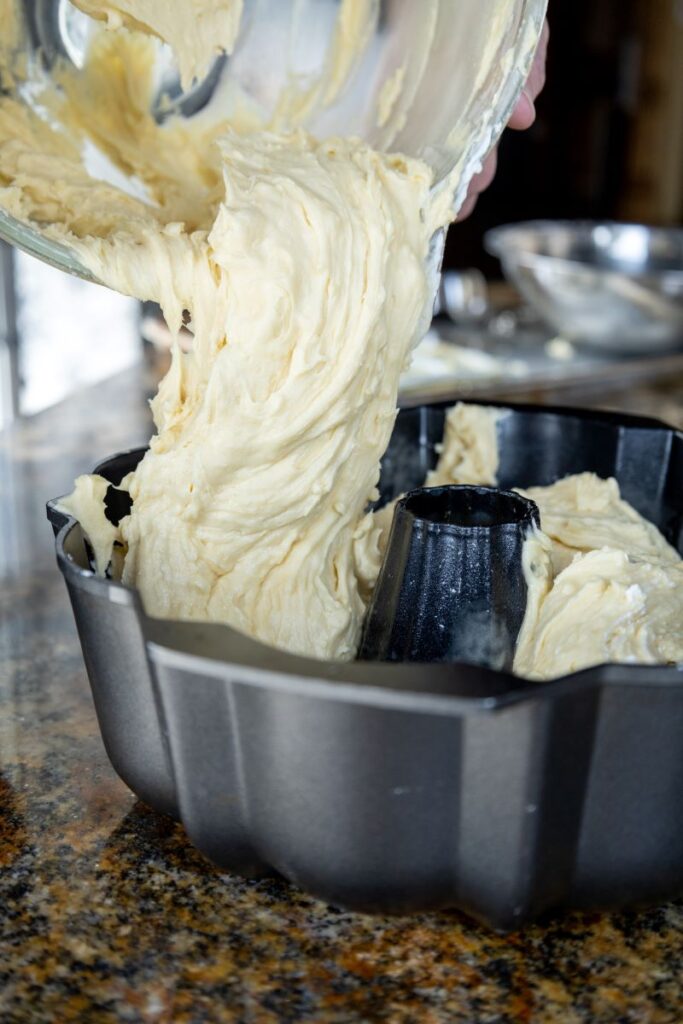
[619,0,683,224]
[445,0,682,273]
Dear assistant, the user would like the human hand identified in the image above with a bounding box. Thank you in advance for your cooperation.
[457,19,549,221]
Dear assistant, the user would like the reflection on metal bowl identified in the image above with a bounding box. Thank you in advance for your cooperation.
[486,221,683,353]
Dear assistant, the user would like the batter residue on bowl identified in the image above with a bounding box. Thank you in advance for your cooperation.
[2,0,456,659]
[4,4,681,679]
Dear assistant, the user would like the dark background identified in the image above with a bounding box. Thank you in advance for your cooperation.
[444,0,683,274]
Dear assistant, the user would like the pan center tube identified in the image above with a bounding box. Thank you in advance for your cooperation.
[360,486,540,670]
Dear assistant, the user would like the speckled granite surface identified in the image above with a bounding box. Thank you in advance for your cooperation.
[1,365,682,1023]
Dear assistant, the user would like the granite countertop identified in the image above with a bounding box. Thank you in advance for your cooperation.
[1,364,682,1023]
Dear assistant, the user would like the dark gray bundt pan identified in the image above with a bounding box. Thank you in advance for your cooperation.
[47,402,683,929]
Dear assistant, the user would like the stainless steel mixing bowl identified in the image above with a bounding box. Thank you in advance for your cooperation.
[1,0,547,283]
[486,221,683,353]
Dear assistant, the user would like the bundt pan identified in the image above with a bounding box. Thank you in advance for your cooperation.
[47,402,683,930]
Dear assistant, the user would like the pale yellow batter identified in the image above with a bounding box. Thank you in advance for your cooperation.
[117,130,438,660]
[427,402,506,488]
[58,474,120,577]
[514,475,682,679]
[429,403,683,680]
[518,473,680,575]
[515,546,683,680]
[71,0,243,87]
[4,7,681,677]
[5,4,448,660]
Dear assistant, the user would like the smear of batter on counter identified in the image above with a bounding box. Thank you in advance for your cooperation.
[430,404,683,680]
[3,1,451,660]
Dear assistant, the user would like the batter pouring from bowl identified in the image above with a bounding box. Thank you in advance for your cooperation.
[9,3,680,683]
[1,1,573,671]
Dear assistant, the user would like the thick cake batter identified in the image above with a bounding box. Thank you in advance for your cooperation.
[427,403,507,488]
[71,0,243,87]
[514,474,683,679]
[2,1,449,660]
[3,7,680,677]
[431,404,683,680]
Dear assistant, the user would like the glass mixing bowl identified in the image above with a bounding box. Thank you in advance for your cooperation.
[1,0,547,284]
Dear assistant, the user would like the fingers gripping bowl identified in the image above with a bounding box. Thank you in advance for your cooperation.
[48,401,683,929]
